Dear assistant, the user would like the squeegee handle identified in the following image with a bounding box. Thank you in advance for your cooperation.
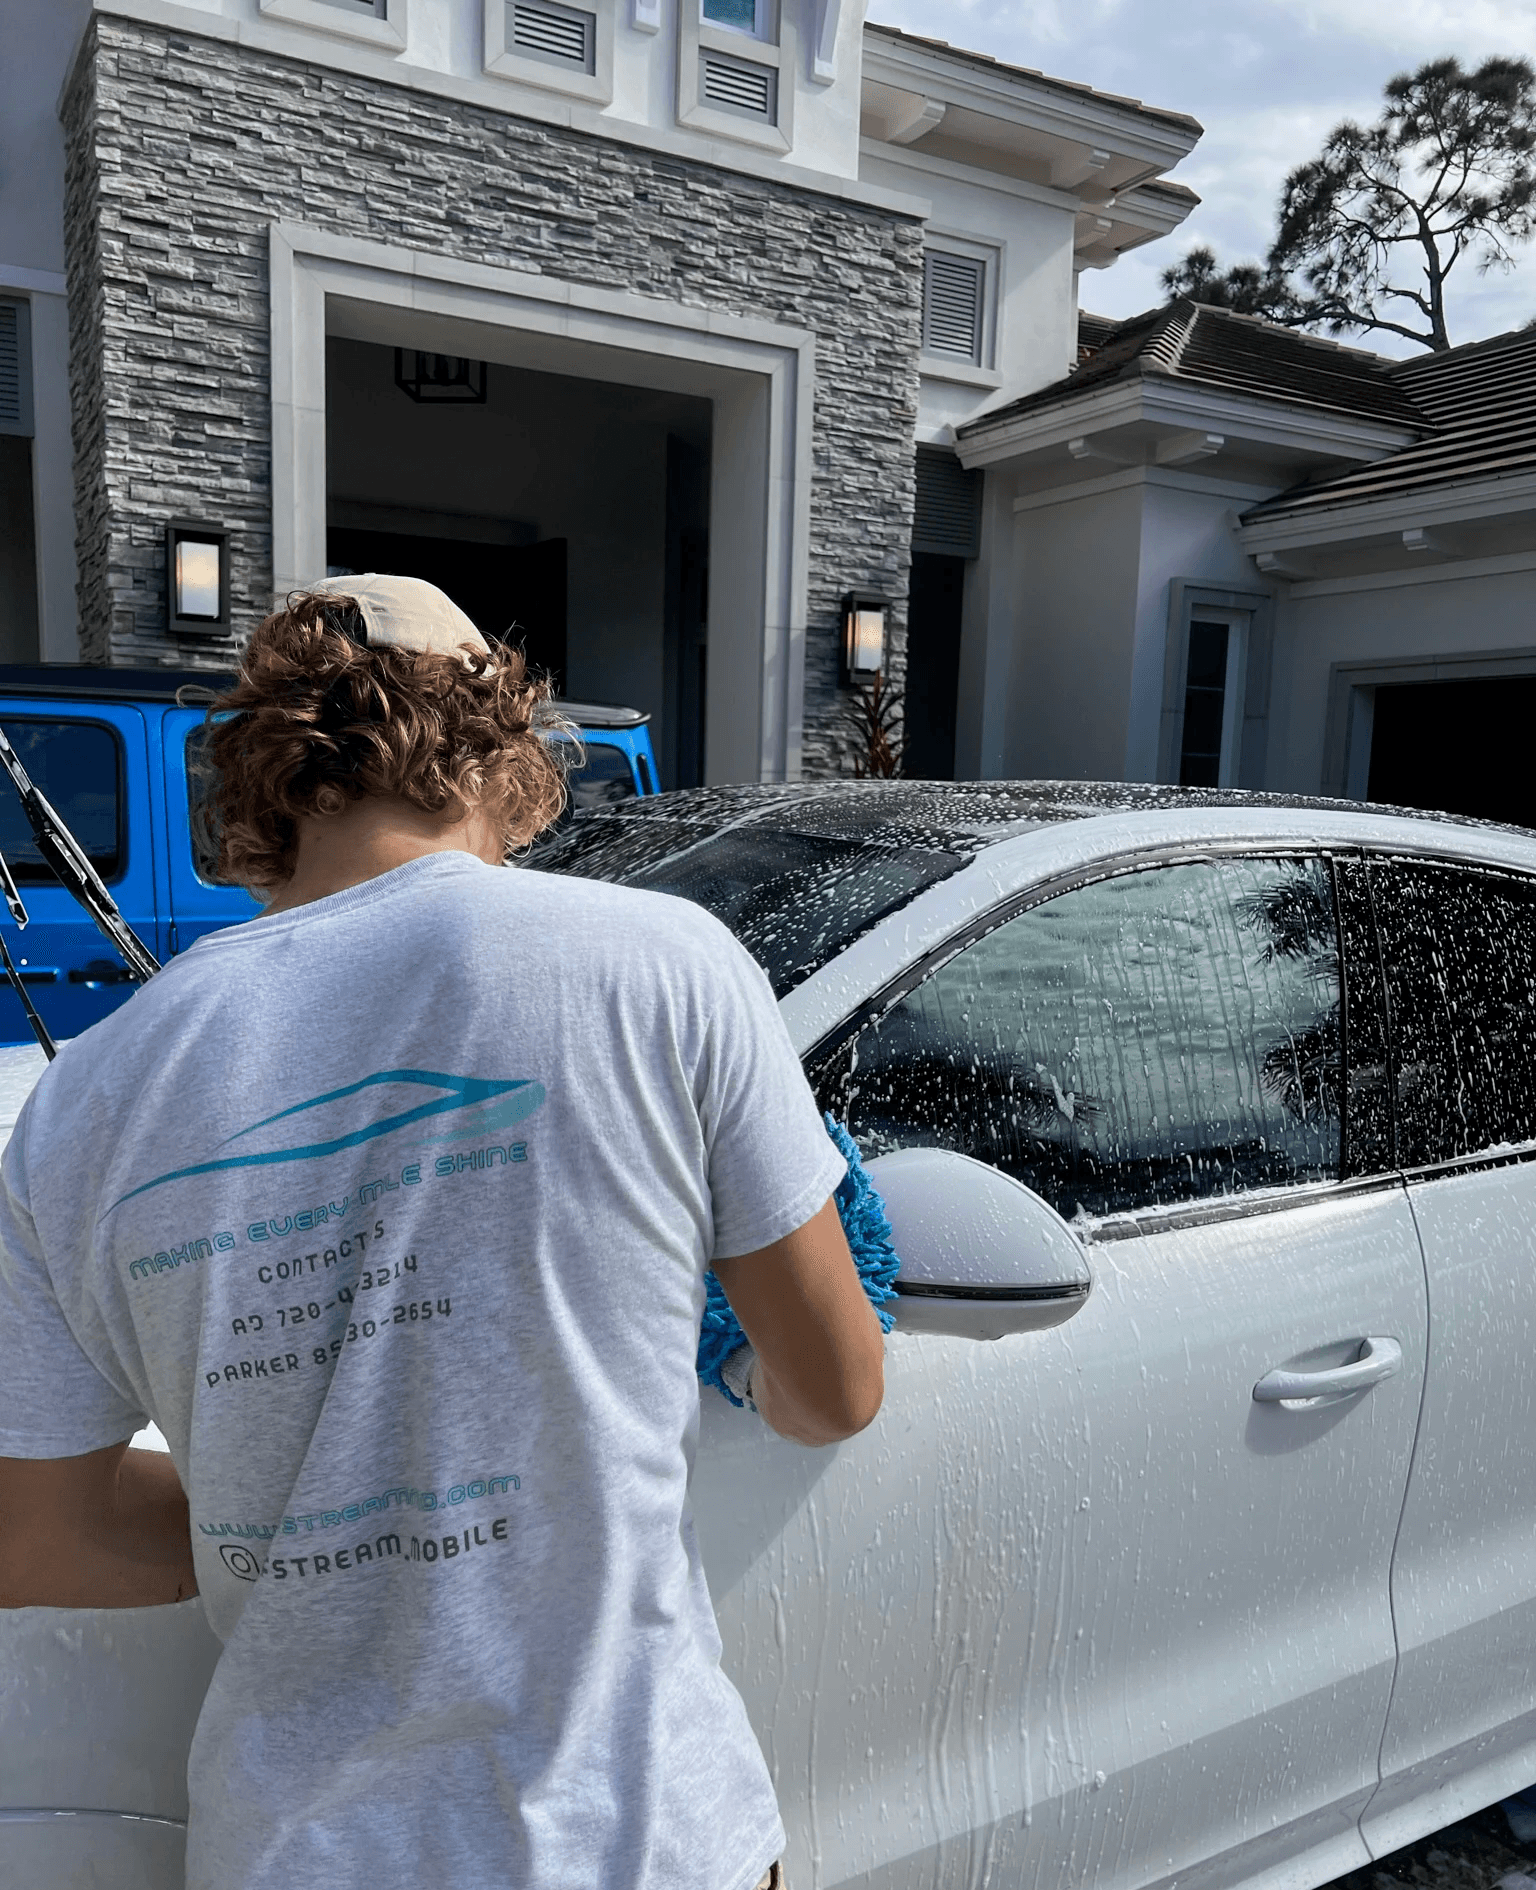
[0,723,160,983]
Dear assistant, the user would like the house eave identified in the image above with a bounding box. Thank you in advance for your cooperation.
[1237,469,1536,555]
[955,376,1419,473]
[859,30,1200,208]
[861,33,1203,169]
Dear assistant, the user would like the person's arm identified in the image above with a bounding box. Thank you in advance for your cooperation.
[0,1440,198,1609]
[711,1196,885,1447]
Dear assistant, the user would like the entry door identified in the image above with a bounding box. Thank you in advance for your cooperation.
[160,708,262,953]
[0,703,160,1046]
[692,853,1428,1890]
[1361,856,1536,1854]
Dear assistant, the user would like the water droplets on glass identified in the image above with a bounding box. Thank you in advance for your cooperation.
[814,856,1343,1222]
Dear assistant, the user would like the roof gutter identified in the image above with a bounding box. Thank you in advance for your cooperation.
[955,375,1419,472]
[1237,468,1536,556]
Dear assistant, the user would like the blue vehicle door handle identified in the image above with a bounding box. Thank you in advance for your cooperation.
[14,967,59,984]
[68,959,134,987]
[1253,1336,1403,1403]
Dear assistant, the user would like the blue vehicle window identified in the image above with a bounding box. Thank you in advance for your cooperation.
[0,718,123,883]
[569,743,637,814]
[185,726,238,884]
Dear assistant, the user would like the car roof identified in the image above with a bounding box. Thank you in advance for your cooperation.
[0,664,236,702]
[554,700,651,729]
[0,669,655,733]
[547,777,1536,852]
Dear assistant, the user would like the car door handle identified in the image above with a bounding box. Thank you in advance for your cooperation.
[68,959,133,987]
[1253,1336,1403,1403]
[14,967,59,984]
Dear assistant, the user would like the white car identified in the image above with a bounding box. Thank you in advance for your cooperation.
[5,781,1536,1890]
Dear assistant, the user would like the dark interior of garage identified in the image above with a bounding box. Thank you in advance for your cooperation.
[1368,677,1536,828]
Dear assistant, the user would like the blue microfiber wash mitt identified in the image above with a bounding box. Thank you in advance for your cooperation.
[698,1114,901,1407]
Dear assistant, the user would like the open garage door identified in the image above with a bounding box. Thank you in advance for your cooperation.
[1368,676,1536,828]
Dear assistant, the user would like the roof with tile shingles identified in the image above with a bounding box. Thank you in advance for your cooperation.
[961,301,1428,436]
[1243,323,1536,520]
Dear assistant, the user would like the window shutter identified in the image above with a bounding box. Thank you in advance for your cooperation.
[699,51,776,120]
[922,251,985,365]
[508,0,596,70]
[912,448,982,559]
[0,301,32,438]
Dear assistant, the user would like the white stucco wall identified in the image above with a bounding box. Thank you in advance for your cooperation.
[1268,555,1536,796]
[997,469,1282,785]
[857,152,1080,441]
[1001,478,1145,781]
[1124,474,1279,780]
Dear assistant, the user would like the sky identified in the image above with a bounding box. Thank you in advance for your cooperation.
[862,0,1536,356]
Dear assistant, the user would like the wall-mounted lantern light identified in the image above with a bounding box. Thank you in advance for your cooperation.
[166,521,230,635]
[394,349,489,404]
[841,594,888,682]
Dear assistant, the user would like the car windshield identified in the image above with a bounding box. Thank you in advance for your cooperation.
[531,783,1075,994]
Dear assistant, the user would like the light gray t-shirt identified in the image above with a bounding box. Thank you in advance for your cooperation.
[0,852,846,1890]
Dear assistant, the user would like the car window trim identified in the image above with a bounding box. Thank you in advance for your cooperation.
[1084,1171,1406,1243]
[805,838,1362,1243]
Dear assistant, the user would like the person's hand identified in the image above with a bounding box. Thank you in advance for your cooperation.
[711,1197,884,1447]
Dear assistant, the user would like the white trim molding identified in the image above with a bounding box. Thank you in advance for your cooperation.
[958,376,1417,473]
[1322,644,1536,800]
[257,0,407,53]
[1157,579,1273,790]
[1238,470,1536,559]
[677,2,794,153]
[267,222,817,784]
[810,0,842,83]
[483,0,615,106]
[0,265,67,298]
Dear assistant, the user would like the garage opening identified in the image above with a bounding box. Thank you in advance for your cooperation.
[1367,677,1536,828]
[325,338,711,788]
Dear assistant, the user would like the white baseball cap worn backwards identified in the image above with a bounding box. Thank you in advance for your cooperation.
[308,573,491,659]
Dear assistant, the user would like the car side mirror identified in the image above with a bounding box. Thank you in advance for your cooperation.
[865,1147,1092,1341]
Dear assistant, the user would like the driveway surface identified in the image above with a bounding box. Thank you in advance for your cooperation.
[1323,1802,1532,1890]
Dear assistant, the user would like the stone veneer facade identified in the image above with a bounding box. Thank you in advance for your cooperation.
[60,12,922,777]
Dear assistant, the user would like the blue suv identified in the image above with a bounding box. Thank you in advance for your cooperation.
[0,667,658,1047]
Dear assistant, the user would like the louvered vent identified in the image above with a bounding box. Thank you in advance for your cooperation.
[912,448,983,559]
[0,302,29,437]
[509,0,595,70]
[700,52,776,120]
[317,0,387,14]
[922,251,985,365]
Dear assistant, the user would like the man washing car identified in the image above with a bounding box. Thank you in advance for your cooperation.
[0,575,885,1890]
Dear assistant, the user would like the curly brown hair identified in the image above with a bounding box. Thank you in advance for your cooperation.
[199,589,568,891]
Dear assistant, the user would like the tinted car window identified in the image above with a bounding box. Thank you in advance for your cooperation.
[185,727,239,885]
[815,856,1342,1222]
[568,744,636,814]
[1370,858,1536,1167]
[0,719,122,883]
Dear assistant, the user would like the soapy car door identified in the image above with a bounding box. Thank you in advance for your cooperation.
[691,850,1428,1890]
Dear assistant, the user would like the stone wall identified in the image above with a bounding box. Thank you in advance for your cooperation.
[60,12,921,777]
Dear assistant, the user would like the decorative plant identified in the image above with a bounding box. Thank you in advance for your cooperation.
[843,669,904,779]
